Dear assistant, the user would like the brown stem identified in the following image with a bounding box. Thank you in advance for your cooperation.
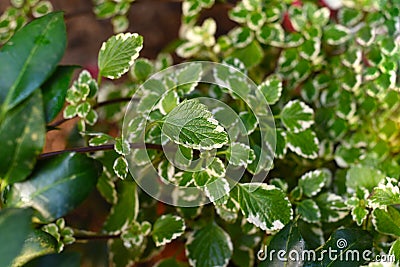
[74,233,120,240]
[38,143,163,160]
[93,97,134,109]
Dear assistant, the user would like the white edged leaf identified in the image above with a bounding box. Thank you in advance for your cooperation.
[372,206,400,237]
[159,90,179,115]
[162,99,228,150]
[258,75,282,105]
[315,193,349,223]
[232,183,292,232]
[152,214,185,247]
[286,129,319,159]
[296,199,321,223]
[113,156,128,180]
[98,33,143,79]
[281,100,314,133]
[227,142,255,167]
[324,24,351,45]
[298,168,331,197]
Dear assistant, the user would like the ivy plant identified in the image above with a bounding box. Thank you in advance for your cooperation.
[0,0,400,266]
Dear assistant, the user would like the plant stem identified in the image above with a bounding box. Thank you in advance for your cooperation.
[72,229,120,240]
[38,143,163,159]
[48,97,135,129]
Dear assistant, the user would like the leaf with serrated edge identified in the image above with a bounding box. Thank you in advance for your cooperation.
[162,99,228,150]
[232,183,292,232]
[227,142,255,167]
[258,75,282,105]
[152,214,185,246]
[281,100,314,133]
[103,181,139,234]
[296,199,321,223]
[98,33,143,79]
[186,222,233,267]
[372,206,400,237]
[298,169,330,197]
[113,156,128,180]
[286,129,319,159]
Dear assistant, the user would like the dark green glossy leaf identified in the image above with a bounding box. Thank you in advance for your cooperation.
[0,12,66,115]
[259,221,305,266]
[186,222,233,267]
[7,153,102,222]
[24,252,81,267]
[12,230,57,267]
[305,228,372,267]
[0,90,45,185]
[0,208,33,267]
[41,66,76,122]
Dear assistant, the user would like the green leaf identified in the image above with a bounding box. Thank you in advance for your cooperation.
[159,90,179,115]
[175,63,202,95]
[307,228,372,266]
[88,133,113,146]
[0,91,45,185]
[0,12,66,115]
[186,222,233,267]
[258,74,282,105]
[152,214,185,247]
[315,193,348,223]
[298,169,331,197]
[108,238,146,267]
[297,199,321,223]
[12,230,57,267]
[7,153,101,222]
[230,40,263,68]
[229,27,254,48]
[370,178,400,206]
[232,183,292,232]
[97,171,117,204]
[98,33,143,79]
[346,165,385,193]
[258,221,305,266]
[227,142,255,167]
[215,197,239,223]
[281,100,314,133]
[232,247,254,267]
[389,239,400,264]
[41,66,76,122]
[162,99,228,150]
[103,181,139,234]
[372,206,400,237]
[324,24,351,46]
[23,252,81,267]
[346,188,369,226]
[286,130,319,159]
[0,208,33,267]
[113,156,128,180]
[132,58,153,81]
